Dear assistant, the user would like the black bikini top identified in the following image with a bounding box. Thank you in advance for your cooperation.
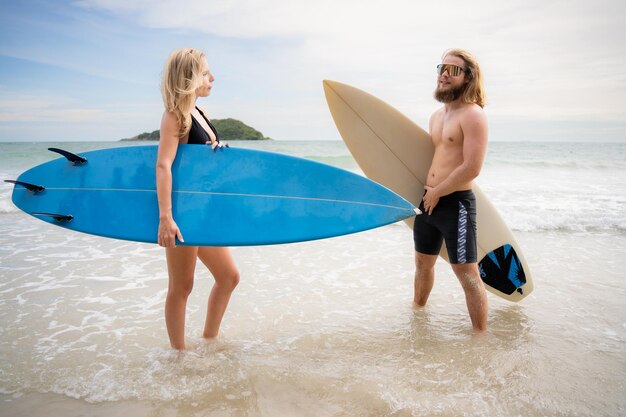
[188,106,220,145]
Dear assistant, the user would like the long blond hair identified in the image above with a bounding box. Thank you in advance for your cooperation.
[443,48,486,108]
[161,48,207,138]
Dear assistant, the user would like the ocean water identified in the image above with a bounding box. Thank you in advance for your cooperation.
[0,140,625,416]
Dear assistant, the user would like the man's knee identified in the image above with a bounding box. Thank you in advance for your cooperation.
[452,265,482,290]
[415,253,437,271]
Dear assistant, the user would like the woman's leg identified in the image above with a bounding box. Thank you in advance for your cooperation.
[197,247,240,339]
[164,246,198,350]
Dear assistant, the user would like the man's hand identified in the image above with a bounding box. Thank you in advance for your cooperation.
[423,185,440,215]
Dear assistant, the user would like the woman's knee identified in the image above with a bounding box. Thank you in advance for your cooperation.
[218,269,240,291]
[165,246,198,298]
[168,275,194,298]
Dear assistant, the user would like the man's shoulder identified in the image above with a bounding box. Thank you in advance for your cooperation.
[429,106,446,120]
[459,103,487,124]
[461,102,485,115]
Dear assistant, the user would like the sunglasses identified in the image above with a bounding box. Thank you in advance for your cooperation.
[436,64,467,77]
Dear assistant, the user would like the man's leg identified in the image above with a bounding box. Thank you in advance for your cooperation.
[451,262,488,331]
[414,252,438,307]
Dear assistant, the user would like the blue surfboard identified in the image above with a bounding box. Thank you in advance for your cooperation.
[7,145,417,246]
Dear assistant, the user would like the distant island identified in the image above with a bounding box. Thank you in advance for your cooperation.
[121,118,270,141]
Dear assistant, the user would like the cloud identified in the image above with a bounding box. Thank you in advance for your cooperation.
[0,93,100,122]
[0,88,161,142]
[3,0,625,141]
[76,0,626,127]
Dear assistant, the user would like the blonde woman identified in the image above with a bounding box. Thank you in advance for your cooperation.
[156,48,239,350]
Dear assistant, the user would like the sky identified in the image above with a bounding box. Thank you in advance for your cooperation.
[0,0,625,142]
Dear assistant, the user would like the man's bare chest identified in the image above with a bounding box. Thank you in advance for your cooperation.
[432,117,464,148]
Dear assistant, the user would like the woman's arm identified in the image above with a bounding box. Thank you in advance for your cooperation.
[156,111,184,247]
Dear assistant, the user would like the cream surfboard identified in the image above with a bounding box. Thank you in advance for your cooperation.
[323,80,533,302]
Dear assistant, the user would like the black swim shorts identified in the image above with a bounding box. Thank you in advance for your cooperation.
[413,190,477,264]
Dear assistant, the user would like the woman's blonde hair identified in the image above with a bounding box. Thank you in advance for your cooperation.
[443,48,486,108]
[161,48,207,138]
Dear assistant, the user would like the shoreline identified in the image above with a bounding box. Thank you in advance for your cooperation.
[0,393,166,417]
[1,231,625,416]
[0,389,348,417]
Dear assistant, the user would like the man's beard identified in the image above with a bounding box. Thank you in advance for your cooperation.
[434,84,466,103]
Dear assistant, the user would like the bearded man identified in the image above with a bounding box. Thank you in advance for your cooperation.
[413,48,489,332]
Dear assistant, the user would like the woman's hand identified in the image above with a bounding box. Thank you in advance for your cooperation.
[207,140,229,152]
[158,217,184,247]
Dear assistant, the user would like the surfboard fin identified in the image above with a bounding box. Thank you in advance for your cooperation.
[32,212,74,222]
[4,180,45,193]
[48,148,87,164]
[478,244,526,296]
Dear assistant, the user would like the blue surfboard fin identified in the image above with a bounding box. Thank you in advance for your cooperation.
[32,212,74,222]
[4,180,45,193]
[48,148,87,164]
[478,244,527,296]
